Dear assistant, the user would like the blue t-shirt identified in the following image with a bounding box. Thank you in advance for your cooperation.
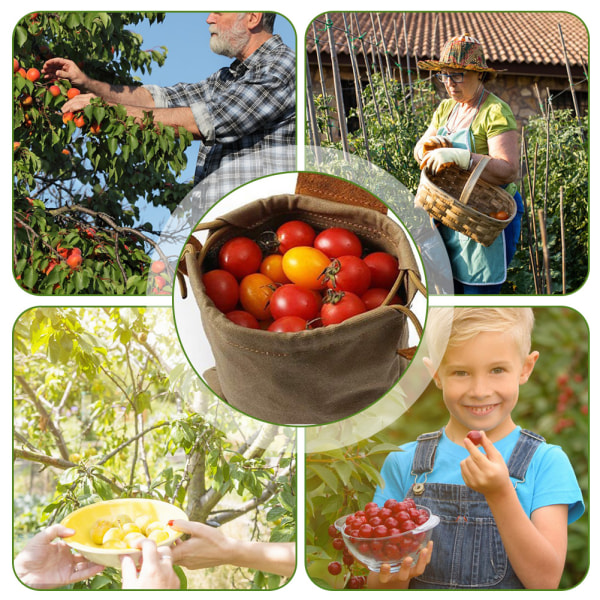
[373,426,584,524]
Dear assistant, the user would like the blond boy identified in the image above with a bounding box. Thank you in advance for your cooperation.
[370,307,584,589]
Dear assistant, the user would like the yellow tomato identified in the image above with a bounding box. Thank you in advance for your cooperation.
[282,246,330,290]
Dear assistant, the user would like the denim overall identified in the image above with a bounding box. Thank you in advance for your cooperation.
[406,428,544,589]
[437,95,524,294]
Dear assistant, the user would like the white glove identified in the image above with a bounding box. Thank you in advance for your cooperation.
[420,147,471,173]
[414,135,452,161]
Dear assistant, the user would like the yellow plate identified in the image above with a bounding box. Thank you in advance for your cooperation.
[61,498,188,569]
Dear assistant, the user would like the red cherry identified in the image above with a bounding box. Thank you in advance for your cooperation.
[373,525,389,538]
[400,520,417,532]
[327,561,342,575]
[332,537,345,550]
[467,430,483,445]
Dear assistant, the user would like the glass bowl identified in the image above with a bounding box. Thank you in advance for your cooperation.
[335,503,439,573]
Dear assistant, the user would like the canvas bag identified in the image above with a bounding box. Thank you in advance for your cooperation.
[178,174,426,425]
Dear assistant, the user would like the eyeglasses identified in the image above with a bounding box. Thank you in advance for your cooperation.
[435,72,465,84]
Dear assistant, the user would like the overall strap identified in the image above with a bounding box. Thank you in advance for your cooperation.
[506,429,545,482]
[411,429,443,475]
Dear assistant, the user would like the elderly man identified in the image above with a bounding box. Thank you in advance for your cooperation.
[43,12,296,205]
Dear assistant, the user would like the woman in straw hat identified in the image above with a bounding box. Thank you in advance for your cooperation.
[414,34,523,294]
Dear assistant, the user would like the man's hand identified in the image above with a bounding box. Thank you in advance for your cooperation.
[461,431,512,499]
[61,93,97,114]
[42,57,89,89]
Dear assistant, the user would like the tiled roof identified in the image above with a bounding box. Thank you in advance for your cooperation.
[306,12,588,69]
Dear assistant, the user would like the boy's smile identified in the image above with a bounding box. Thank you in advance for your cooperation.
[428,331,539,443]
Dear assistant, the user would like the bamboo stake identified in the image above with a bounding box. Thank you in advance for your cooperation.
[544,116,550,217]
[376,12,393,80]
[393,19,408,113]
[521,131,541,294]
[353,14,383,127]
[313,22,333,143]
[559,187,566,294]
[557,23,583,137]
[352,13,397,173]
[343,13,372,162]
[325,13,350,158]
[545,87,555,118]
[534,83,546,118]
[368,13,384,78]
[537,209,552,294]
[402,13,414,110]
[305,54,321,152]
[369,12,399,122]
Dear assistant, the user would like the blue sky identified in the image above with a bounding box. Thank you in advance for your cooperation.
[130,12,297,184]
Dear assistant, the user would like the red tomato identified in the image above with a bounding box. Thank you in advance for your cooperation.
[267,315,309,332]
[270,284,321,321]
[281,246,330,290]
[322,255,371,296]
[239,273,275,320]
[225,310,260,329]
[314,227,362,258]
[363,252,399,289]
[218,236,263,280]
[202,269,239,313]
[321,291,366,326]
[259,254,290,284]
[276,220,316,254]
[361,287,402,310]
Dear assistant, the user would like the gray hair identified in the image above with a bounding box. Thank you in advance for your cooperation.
[262,13,276,33]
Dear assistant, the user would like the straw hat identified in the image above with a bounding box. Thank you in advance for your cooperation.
[418,33,499,74]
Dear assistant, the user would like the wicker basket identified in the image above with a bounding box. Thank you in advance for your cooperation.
[414,156,516,246]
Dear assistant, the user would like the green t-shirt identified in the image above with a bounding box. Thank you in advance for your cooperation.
[431,92,518,197]
[431,92,518,156]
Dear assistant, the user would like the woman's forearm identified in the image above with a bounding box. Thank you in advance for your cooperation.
[229,541,296,578]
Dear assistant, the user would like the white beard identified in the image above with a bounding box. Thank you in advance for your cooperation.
[209,18,250,58]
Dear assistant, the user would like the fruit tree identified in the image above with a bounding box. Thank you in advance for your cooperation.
[13,12,194,295]
[13,307,296,590]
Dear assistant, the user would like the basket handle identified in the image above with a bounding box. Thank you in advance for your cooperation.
[458,155,492,206]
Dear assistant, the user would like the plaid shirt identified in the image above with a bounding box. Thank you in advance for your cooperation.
[145,35,296,208]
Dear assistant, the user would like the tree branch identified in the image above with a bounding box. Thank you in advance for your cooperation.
[15,375,70,460]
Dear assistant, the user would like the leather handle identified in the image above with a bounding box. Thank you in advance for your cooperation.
[295,172,388,214]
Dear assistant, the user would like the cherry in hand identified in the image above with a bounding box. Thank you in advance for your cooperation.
[466,430,483,446]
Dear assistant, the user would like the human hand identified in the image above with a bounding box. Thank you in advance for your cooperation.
[169,520,233,570]
[461,431,512,498]
[14,524,104,589]
[61,93,97,114]
[420,147,470,172]
[415,135,453,161]
[42,57,89,88]
[120,538,180,590]
[367,541,434,589]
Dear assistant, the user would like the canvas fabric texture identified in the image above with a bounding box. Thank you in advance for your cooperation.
[183,189,424,425]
